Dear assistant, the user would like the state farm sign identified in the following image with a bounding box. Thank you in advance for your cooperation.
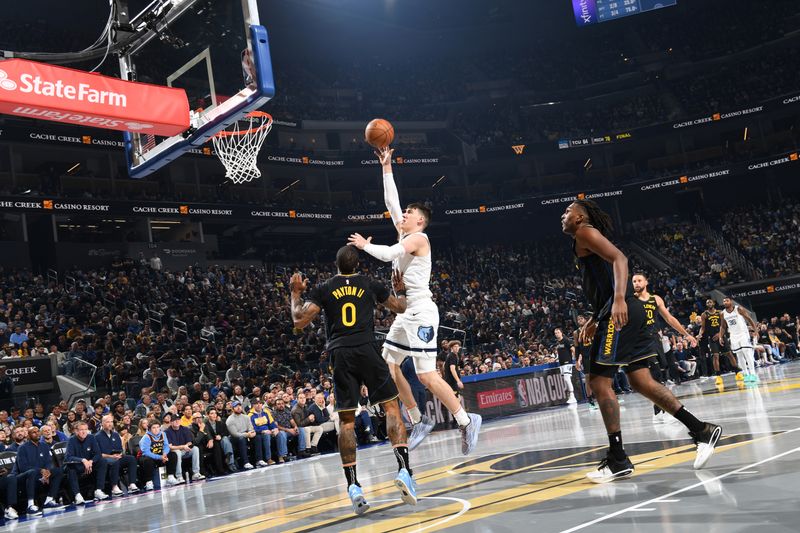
[0,59,189,136]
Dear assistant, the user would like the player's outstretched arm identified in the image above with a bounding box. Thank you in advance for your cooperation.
[289,272,321,329]
[348,232,426,262]
[376,147,403,227]
[655,295,697,347]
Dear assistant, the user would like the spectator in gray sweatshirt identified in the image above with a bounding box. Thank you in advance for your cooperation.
[225,401,255,470]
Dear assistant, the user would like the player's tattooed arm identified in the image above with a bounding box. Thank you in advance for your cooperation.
[381,270,407,314]
[289,272,321,329]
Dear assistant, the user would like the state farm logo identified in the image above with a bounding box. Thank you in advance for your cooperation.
[0,69,17,91]
[477,387,515,409]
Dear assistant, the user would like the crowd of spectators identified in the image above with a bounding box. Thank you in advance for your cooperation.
[718,198,800,279]
[0,212,796,516]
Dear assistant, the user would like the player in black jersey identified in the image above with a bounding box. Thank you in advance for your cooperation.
[632,273,698,423]
[573,315,597,410]
[562,199,721,483]
[290,246,417,515]
[700,299,739,386]
[554,328,578,404]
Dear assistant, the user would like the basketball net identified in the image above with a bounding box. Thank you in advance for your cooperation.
[212,111,273,184]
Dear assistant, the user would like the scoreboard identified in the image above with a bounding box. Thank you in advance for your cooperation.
[572,0,677,27]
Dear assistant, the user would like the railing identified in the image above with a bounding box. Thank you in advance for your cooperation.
[64,275,77,294]
[173,319,188,340]
[148,309,163,329]
[47,268,58,285]
[694,215,762,280]
[66,357,98,407]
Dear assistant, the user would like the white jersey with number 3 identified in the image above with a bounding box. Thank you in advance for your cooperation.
[723,306,750,339]
[393,232,433,304]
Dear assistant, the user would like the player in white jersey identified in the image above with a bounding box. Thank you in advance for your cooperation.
[348,147,481,455]
[720,297,759,383]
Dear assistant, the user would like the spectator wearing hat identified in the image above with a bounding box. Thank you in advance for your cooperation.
[64,421,107,504]
[134,394,153,419]
[250,398,286,465]
[15,426,63,514]
[163,412,205,482]
[95,414,139,496]
[225,401,255,470]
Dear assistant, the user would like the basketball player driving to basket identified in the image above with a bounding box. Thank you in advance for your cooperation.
[562,199,721,483]
[348,146,482,455]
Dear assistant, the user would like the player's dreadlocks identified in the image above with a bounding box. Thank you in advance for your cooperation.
[574,199,614,237]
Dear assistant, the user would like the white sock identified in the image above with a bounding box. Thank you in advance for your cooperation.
[736,352,746,373]
[744,348,756,375]
[563,374,574,393]
[27,499,34,507]
[44,496,54,504]
[454,408,470,428]
[407,406,422,425]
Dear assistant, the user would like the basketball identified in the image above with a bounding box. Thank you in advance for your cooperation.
[365,118,395,148]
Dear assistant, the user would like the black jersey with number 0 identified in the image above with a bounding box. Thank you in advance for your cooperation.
[642,294,658,337]
[308,274,390,350]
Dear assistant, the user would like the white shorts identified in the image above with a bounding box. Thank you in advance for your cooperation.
[560,364,574,376]
[730,335,753,352]
[383,299,439,374]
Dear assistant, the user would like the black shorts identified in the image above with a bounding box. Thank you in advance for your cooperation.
[331,342,398,412]
[708,338,721,354]
[590,297,657,378]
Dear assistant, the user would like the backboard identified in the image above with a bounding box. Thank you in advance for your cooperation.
[120,0,275,178]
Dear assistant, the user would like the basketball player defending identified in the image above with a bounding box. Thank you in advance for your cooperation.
[290,246,417,515]
[700,299,740,386]
[562,199,721,482]
[348,146,482,455]
[720,297,759,383]
[632,273,699,423]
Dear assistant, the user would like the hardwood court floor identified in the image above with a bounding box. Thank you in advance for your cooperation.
[13,362,800,533]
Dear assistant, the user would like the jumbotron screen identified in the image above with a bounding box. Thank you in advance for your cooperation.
[572,0,677,26]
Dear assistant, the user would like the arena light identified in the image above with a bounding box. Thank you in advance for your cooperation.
[743,127,749,141]
[67,163,80,174]
[431,175,446,188]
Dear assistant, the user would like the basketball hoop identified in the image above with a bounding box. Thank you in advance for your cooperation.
[212,111,273,184]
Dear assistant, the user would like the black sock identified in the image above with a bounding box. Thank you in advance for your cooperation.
[673,406,705,433]
[608,431,626,461]
[653,404,662,415]
[394,446,412,476]
[343,464,360,487]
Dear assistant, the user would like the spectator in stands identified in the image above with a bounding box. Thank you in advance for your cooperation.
[272,397,308,458]
[205,407,236,473]
[250,398,285,466]
[291,392,323,455]
[7,427,26,451]
[0,464,18,520]
[308,392,336,441]
[164,413,204,483]
[15,426,63,513]
[225,401,255,470]
[137,420,176,491]
[95,414,139,495]
[65,421,106,504]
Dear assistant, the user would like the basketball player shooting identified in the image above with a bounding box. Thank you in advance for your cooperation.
[347,146,482,455]
[562,199,721,482]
